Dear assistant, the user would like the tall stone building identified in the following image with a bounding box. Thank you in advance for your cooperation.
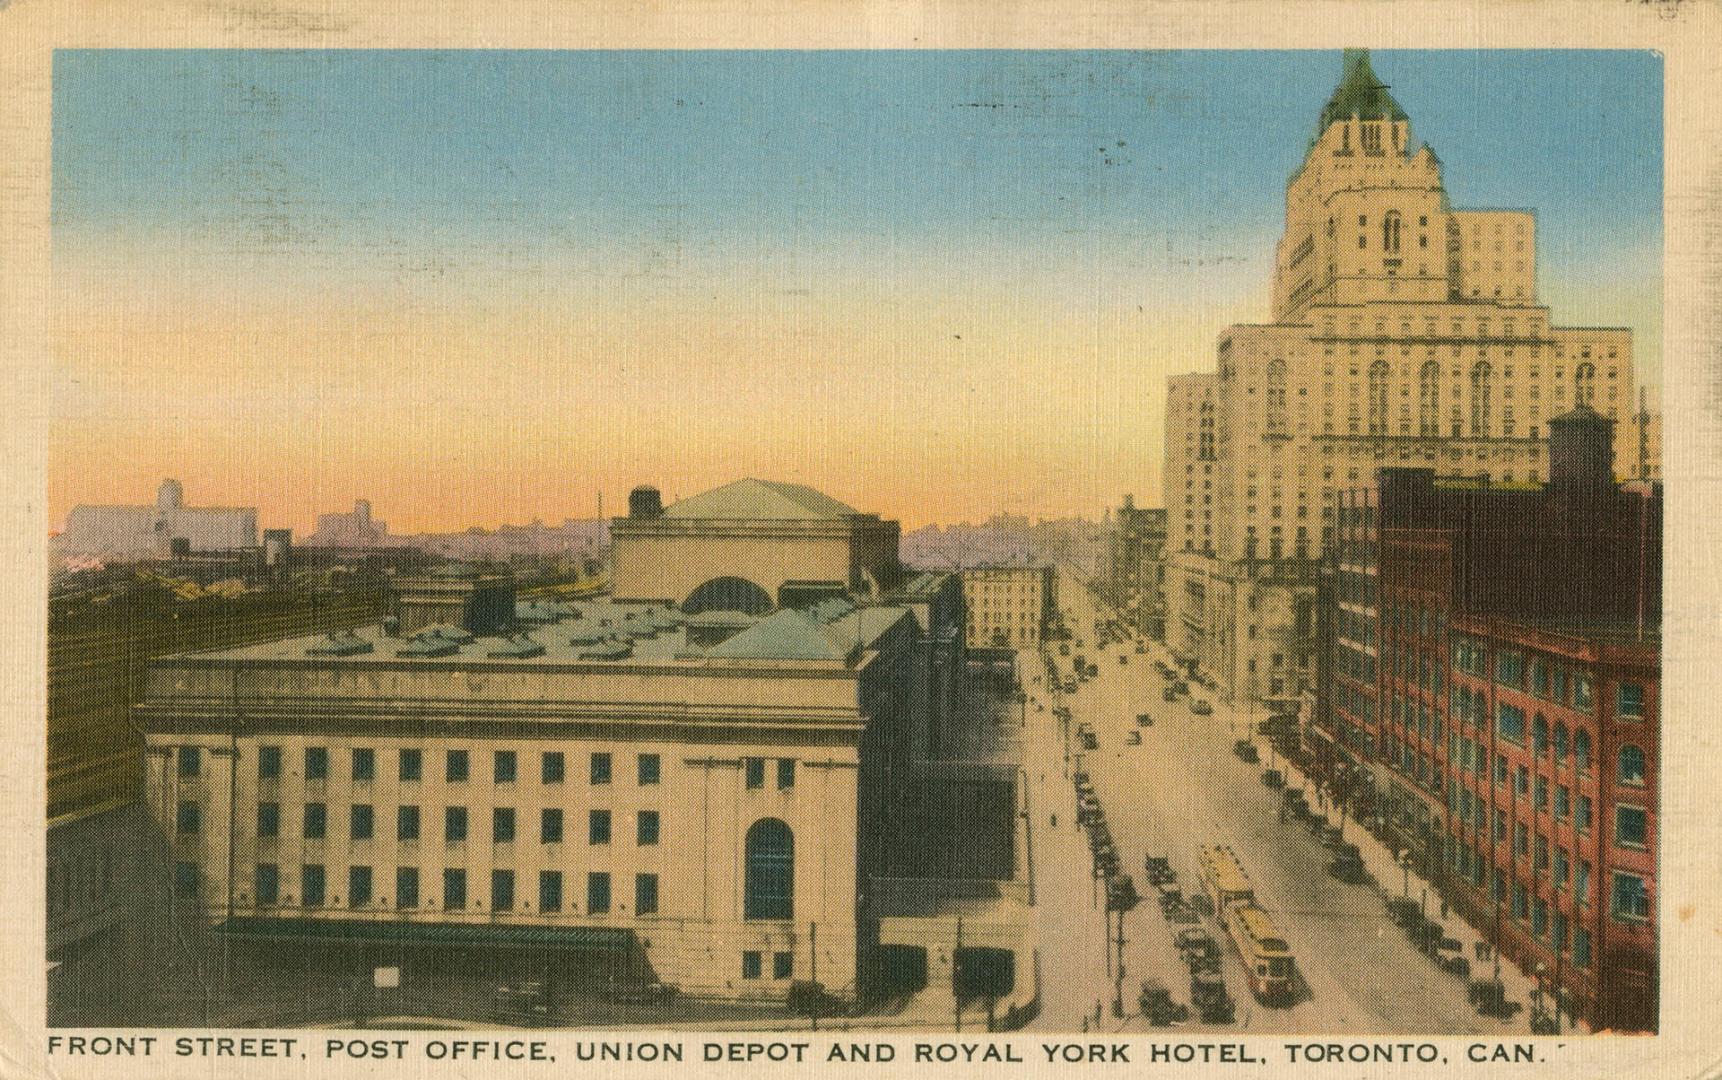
[1164,49,1645,706]
[1103,496,1166,638]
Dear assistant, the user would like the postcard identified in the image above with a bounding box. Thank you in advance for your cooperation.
[2,2,1719,1078]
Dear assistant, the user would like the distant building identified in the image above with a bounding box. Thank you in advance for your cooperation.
[962,565,1056,650]
[58,479,257,561]
[1310,405,1660,1032]
[1103,496,1166,638]
[308,499,404,548]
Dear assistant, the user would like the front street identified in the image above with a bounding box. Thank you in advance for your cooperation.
[1027,570,1527,1034]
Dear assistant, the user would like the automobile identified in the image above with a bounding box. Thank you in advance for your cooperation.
[1191,699,1213,716]
[1232,740,1258,763]
[1304,812,1329,835]
[1136,712,1153,727]
[1143,855,1175,887]
[1190,971,1235,1024]
[1386,897,1422,927]
[1064,681,1078,694]
[1060,643,1071,657]
[1468,979,1521,1020]
[1328,851,1368,883]
[1261,768,1285,789]
[1081,733,1098,751]
[1119,654,1128,665]
[490,982,551,1023]
[1163,686,1180,702]
[1158,886,1185,914]
[1125,730,1142,746]
[1317,823,1346,848]
[1173,680,1191,695]
[1139,979,1188,1026]
[1136,642,1147,655]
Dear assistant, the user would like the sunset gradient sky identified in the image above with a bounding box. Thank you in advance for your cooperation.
[51,50,1662,532]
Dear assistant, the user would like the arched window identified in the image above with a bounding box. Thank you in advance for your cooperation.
[1618,745,1646,786]
[1368,361,1390,435]
[1470,361,1493,436]
[1533,714,1549,755]
[744,818,794,920]
[683,576,773,616]
[1575,362,1596,407]
[1574,729,1592,773]
[1265,359,1288,434]
[1418,361,1440,435]
[1383,211,1402,254]
[1554,723,1569,764]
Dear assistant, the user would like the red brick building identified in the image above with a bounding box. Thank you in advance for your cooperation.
[1310,405,1660,1031]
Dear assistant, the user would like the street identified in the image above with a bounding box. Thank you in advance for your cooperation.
[1027,570,1520,1034]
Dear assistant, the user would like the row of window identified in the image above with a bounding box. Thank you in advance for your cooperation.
[176,746,809,791]
[179,747,663,786]
[183,862,660,915]
[179,816,798,921]
[180,802,663,846]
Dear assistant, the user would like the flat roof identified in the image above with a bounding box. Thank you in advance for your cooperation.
[168,595,911,669]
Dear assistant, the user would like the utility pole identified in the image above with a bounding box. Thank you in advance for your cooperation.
[953,915,964,1033]
[1112,907,1127,1018]
[809,921,818,1031]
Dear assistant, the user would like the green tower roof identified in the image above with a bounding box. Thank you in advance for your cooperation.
[1318,49,1409,135]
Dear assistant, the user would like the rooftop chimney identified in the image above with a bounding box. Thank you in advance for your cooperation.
[629,485,664,520]
[1546,404,1616,494]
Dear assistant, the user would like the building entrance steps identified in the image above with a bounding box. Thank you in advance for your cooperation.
[1281,755,1590,1034]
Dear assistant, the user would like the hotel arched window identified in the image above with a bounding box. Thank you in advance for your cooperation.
[1367,361,1390,435]
[1617,745,1646,786]
[1554,723,1569,764]
[1418,361,1440,435]
[1575,362,1596,407]
[1383,211,1402,254]
[1265,360,1288,434]
[1470,361,1493,436]
[1574,729,1592,773]
[1533,714,1549,756]
[744,818,794,920]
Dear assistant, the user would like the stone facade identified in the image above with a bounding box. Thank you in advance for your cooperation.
[1162,50,1648,706]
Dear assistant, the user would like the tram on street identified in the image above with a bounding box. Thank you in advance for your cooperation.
[1199,844,1297,1004]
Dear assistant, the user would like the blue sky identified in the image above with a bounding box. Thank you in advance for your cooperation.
[50,50,1664,529]
[53,49,1661,272]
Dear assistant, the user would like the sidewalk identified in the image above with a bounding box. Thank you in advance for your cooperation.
[1277,754,1588,1034]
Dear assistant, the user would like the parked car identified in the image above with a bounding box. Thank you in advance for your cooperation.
[1328,851,1367,883]
[1125,730,1142,746]
[1163,686,1179,702]
[1143,856,1175,887]
[491,982,551,1023]
[1081,733,1098,751]
[1136,712,1153,727]
[1232,740,1258,763]
[1468,978,1521,1019]
[1139,979,1188,1026]
[1190,699,1212,716]
[1261,768,1285,788]
[1190,971,1235,1023]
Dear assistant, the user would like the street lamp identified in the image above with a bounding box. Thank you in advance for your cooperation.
[1399,851,1413,899]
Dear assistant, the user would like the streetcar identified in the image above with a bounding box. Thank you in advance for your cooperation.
[1199,844,1297,1005]
[1224,904,1296,1003]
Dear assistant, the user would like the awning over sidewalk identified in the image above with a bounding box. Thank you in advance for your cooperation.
[213,917,631,951]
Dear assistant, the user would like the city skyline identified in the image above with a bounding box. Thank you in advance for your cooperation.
[51,50,1661,533]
